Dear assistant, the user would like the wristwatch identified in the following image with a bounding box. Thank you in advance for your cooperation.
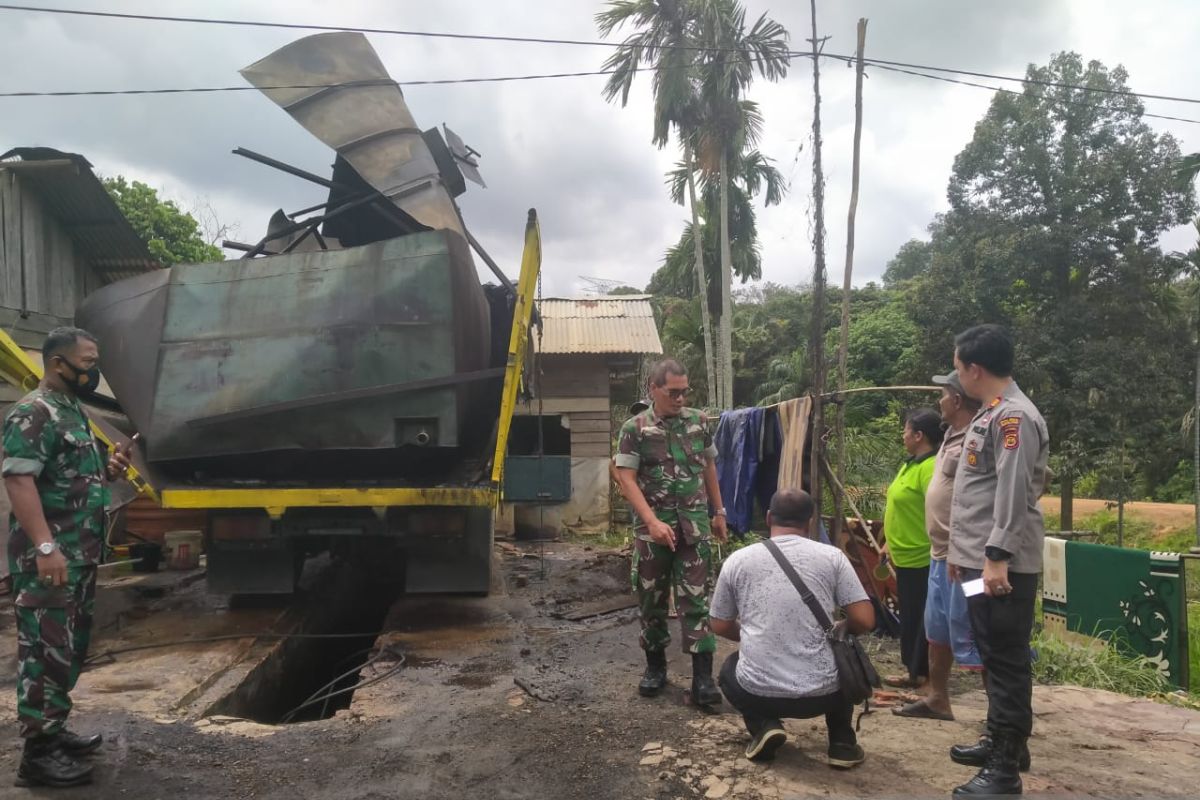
[713,508,727,517]
[36,541,57,557]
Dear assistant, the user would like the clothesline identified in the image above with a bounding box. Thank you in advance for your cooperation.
[709,384,940,414]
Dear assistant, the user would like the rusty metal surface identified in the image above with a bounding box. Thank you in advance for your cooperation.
[239,32,466,237]
[535,297,663,355]
[77,231,493,480]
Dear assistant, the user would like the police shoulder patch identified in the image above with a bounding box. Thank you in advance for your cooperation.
[999,413,1021,450]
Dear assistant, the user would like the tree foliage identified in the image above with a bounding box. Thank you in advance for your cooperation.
[103,177,223,267]
[905,52,1196,504]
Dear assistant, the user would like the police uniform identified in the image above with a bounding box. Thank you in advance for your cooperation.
[2,389,108,741]
[948,381,1048,745]
[615,406,718,655]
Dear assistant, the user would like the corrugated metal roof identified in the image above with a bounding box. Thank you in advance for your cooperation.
[536,296,662,354]
[0,148,161,282]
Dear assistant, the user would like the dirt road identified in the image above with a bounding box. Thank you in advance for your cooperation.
[1040,497,1195,532]
[0,542,1197,799]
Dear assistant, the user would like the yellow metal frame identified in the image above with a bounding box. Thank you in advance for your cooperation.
[490,210,542,492]
[0,328,160,503]
[160,486,497,518]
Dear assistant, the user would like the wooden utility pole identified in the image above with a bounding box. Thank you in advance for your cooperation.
[832,18,868,544]
[807,0,829,523]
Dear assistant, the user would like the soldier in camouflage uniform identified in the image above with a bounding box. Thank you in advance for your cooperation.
[2,327,132,789]
[613,359,728,706]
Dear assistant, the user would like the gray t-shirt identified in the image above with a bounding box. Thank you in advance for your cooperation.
[710,535,869,698]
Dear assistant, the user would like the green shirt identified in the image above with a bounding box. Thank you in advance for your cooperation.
[614,407,718,545]
[883,452,935,569]
[2,388,109,574]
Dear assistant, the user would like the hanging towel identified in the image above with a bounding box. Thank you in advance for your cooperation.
[713,407,764,534]
[776,396,813,495]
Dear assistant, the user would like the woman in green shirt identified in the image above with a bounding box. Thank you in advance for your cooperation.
[882,408,944,690]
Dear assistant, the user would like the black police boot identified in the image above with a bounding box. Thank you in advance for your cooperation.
[950,734,1031,771]
[952,731,1024,796]
[690,652,722,707]
[14,736,93,788]
[57,728,103,756]
[638,649,668,697]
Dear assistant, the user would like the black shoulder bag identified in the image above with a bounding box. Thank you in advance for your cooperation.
[762,539,881,726]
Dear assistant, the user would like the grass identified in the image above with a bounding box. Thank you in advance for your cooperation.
[1031,628,1173,697]
[1185,607,1200,701]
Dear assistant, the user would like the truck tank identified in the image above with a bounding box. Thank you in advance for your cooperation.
[76,31,510,485]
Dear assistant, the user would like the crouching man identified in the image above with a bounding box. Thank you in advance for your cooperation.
[710,489,875,765]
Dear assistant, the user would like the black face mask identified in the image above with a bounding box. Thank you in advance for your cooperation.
[56,357,101,398]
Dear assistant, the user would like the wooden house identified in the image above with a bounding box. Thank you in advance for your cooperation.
[500,295,662,536]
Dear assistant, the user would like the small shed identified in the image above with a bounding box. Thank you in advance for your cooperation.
[0,147,161,538]
[500,295,662,535]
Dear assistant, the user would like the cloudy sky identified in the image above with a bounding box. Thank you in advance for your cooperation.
[2,1,1197,296]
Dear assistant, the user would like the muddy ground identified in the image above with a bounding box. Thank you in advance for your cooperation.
[0,540,1196,799]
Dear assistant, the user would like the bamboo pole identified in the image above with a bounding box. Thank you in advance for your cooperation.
[832,18,868,546]
[807,0,829,521]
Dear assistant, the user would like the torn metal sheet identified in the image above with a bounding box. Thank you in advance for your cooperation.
[239,32,466,237]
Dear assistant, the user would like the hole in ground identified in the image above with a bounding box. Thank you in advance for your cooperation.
[206,548,405,724]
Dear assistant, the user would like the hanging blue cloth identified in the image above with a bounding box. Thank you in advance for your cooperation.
[714,407,764,535]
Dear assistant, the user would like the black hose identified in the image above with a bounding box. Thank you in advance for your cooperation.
[85,631,386,665]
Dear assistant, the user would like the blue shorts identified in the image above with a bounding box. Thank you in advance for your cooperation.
[924,559,982,669]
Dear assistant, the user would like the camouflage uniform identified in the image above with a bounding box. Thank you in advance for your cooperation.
[2,389,108,739]
[615,407,717,655]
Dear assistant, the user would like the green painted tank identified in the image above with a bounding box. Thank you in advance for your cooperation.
[77,228,500,483]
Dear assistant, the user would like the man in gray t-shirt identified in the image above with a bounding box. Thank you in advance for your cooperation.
[710,490,874,766]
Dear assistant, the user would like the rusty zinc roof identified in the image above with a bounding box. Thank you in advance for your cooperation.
[0,147,161,283]
[536,296,663,355]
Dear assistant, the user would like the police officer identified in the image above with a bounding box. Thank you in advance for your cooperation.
[613,359,728,706]
[2,327,132,788]
[947,325,1048,797]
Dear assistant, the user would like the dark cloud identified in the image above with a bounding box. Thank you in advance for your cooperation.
[1,1,1196,294]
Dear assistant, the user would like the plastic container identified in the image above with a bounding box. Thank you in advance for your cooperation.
[164,530,203,571]
[108,545,134,575]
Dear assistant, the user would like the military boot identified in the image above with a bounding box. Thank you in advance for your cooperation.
[950,733,1031,771]
[952,731,1024,797]
[690,652,722,707]
[638,649,668,696]
[14,736,93,788]
[57,728,103,756]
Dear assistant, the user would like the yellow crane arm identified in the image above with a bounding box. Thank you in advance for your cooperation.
[0,327,159,503]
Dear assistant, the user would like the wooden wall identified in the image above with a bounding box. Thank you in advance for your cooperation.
[526,354,612,459]
[0,171,97,347]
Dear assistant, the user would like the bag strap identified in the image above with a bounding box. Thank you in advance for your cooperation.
[762,539,834,633]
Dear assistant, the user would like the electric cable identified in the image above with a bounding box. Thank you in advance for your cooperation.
[280,649,406,723]
[2,3,1198,106]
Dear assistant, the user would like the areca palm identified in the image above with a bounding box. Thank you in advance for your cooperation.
[597,0,717,405]
[690,2,790,408]
[660,144,786,309]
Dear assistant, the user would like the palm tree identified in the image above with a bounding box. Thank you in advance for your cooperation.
[690,1,790,408]
[596,0,718,406]
[660,143,786,314]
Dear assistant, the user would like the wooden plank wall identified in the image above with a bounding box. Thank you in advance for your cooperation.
[0,171,87,343]
[536,354,613,458]
[570,410,612,458]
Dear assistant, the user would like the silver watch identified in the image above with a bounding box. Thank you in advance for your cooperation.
[36,541,57,557]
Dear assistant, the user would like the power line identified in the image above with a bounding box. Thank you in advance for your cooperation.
[3,3,1199,107]
[859,62,1200,126]
[2,62,1198,125]
[0,72,625,97]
